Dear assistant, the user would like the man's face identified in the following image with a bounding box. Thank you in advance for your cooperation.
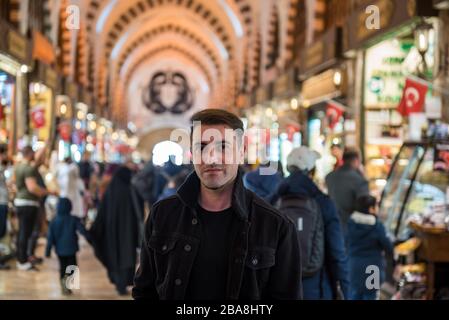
[192,124,243,190]
[331,146,342,159]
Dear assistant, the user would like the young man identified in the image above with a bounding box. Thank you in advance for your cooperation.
[133,109,302,300]
[14,146,54,271]
[325,148,370,231]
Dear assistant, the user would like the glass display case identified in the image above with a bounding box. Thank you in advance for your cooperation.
[379,140,449,242]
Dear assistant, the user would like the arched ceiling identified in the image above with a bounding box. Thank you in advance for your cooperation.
[72,0,299,135]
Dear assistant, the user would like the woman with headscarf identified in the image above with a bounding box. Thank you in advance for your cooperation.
[89,163,143,295]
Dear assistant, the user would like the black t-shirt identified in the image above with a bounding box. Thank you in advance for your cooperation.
[185,205,235,300]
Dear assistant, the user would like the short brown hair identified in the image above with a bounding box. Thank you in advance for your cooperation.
[343,147,360,164]
[21,145,34,158]
[190,108,244,141]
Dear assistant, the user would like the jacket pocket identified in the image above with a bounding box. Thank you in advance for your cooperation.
[245,248,276,270]
[147,235,180,293]
[244,247,276,296]
[148,235,178,255]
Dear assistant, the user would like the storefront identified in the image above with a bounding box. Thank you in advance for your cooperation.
[28,61,59,152]
[270,68,302,175]
[244,83,274,167]
[344,0,439,196]
[298,27,349,184]
[0,19,31,157]
[55,78,77,161]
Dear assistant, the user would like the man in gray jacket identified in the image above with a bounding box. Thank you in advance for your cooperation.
[325,148,370,232]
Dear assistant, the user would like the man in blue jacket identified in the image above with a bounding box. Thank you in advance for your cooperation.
[275,146,350,300]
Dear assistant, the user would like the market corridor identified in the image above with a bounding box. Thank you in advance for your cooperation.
[0,239,131,300]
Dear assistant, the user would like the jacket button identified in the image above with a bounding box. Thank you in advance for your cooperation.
[161,245,168,251]
[192,218,198,225]
[184,244,191,252]
[175,279,182,286]
[252,258,258,266]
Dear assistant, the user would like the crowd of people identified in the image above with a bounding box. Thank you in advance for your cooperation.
[0,109,394,300]
[0,142,191,296]
[243,145,393,300]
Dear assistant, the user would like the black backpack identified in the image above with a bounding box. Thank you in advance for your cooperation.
[277,194,325,277]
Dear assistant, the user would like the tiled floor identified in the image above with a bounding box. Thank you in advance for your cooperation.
[0,239,132,300]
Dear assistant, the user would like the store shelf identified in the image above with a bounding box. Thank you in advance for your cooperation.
[366,137,403,146]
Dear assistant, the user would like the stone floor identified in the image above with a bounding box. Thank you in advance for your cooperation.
[0,239,132,300]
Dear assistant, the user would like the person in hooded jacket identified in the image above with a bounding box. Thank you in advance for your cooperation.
[347,195,393,300]
[45,198,91,295]
[90,163,143,296]
[274,146,350,300]
[243,162,284,204]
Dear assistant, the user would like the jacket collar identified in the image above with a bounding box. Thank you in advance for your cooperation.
[177,167,251,221]
[350,211,376,225]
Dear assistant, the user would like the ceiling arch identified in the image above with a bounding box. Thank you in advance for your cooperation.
[114,23,223,82]
[113,44,215,121]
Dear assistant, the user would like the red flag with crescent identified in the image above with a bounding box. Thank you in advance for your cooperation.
[326,101,345,130]
[397,77,428,116]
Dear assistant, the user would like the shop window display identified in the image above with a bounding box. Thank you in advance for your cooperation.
[0,71,14,147]
[363,21,437,196]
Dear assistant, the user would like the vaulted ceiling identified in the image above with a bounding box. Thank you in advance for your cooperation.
[67,0,298,130]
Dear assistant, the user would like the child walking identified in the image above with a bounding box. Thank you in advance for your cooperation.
[46,198,90,295]
[347,195,393,300]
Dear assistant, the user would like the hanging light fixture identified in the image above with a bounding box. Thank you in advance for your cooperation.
[414,19,433,77]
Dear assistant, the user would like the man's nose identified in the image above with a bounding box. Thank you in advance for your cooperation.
[203,146,220,164]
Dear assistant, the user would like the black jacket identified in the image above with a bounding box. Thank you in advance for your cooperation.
[132,169,302,300]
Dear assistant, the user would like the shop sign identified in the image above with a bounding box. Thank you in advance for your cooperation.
[301,69,340,101]
[344,0,437,52]
[7,29,28,62]
[0,20,31,65]
[273,69,297,97]
[434,143,449,172]
[299,27,341,76]
[364,39,416,108]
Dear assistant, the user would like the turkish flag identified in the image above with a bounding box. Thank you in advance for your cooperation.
[30,106,46,129]
[397,77,428,116]
[326,101,345,130]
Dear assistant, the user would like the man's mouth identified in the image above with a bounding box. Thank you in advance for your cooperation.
[204,167,223,173]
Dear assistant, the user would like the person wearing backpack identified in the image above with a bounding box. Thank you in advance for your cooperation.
[275,146,349,300]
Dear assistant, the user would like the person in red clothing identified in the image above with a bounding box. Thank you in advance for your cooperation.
[331,144,344,170]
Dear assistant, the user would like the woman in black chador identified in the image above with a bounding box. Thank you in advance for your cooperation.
[90,164,143,295]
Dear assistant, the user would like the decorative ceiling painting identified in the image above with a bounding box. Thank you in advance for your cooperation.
[142,70,195,115]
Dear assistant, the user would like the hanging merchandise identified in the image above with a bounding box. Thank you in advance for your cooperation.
[58,120,72,142]
[30,105,46,129]
[397,77,429,116]
[326,100,346,130]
